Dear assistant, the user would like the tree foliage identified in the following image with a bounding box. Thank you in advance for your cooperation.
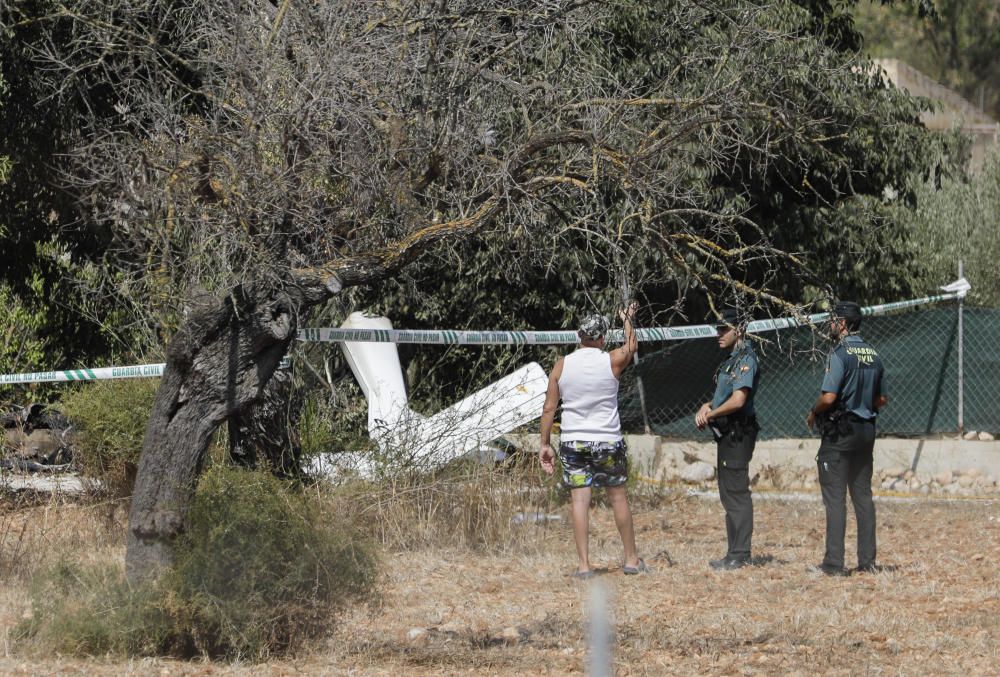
[3,0,963,358]
[321,0,965,409]
[0,0,120,376]
[0,278,49,379]
[13,0,839,316]
[905,147,1000,305]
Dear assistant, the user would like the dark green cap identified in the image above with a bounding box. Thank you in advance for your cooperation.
[716,308,746,329]
[833,301,863,324]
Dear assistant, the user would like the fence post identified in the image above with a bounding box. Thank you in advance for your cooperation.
[587,581,613,677]
[618,276,652,434]
[957,260,965,435]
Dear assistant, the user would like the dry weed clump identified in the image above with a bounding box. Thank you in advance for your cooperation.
[327,458,566,553]
[0,492,123,581]
[0,495,32,579]
[15,559,176,657]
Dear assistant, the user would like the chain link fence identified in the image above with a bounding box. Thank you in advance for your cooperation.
[619,305,1000,439]
[3,295,995,444]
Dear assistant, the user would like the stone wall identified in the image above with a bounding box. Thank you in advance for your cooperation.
[514,434,1000,497]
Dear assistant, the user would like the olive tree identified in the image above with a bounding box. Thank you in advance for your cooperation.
[906,147,1000,306]
[8,0,889,580]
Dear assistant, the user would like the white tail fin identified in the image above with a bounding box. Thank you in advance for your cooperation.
[338,312,424,453]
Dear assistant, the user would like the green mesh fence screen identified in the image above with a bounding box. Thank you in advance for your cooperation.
[618,306,1000,439]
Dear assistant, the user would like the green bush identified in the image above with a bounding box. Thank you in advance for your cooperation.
[16,466,380,660]
[57,378,159,498]
[906,147,1000,306]
[169,466,380,658]
[297,392,342,462]
[0,279,50,390]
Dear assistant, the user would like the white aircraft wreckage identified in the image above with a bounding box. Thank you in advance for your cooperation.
[308,313,548,478]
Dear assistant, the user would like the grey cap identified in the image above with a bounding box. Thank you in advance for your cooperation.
[578,314,610,341]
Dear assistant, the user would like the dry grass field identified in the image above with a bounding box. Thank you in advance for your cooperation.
[1,486,999,676]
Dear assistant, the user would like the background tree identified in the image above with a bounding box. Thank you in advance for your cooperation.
[0,2,114,383]
[854,0,1000,120]
[3,0,963,582]
[903,147,1000,305]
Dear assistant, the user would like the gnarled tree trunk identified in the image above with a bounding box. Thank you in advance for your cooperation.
[228,365,301,476]
[126,285,303,581]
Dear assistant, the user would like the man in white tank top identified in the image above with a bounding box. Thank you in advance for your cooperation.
[539,302,646,578]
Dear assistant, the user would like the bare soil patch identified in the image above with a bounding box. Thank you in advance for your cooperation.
[2,492,998,675]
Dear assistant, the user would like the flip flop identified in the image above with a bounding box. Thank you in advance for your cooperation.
[570,570,595,580]
[623,559,649,575]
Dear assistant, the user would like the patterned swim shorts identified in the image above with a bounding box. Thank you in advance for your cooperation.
[558,440,629,489]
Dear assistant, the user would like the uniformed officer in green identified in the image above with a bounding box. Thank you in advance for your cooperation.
[695,308,760,570]
[806,301,888,576]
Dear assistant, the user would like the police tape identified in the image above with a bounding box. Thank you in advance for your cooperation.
[0,291,962,384]
[0,363,166,385]
[0,356,293,386]
[298,291,964,345]
[297,325,717,345]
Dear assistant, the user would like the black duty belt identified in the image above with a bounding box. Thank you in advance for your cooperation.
[711,414,759,442]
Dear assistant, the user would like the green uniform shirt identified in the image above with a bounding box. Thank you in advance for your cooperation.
[711,344,760,416]
[821,334,887,420]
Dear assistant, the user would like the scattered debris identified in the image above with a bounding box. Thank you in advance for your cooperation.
[2,401,77,470]
[511,512,563,526]
[2,402,85,496]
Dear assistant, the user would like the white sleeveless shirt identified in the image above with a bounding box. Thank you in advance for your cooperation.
[558,347,622,442]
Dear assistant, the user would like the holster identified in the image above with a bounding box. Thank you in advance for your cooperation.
[819,409,852,439]
[712,415,759,443]
[715,414,758,470]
